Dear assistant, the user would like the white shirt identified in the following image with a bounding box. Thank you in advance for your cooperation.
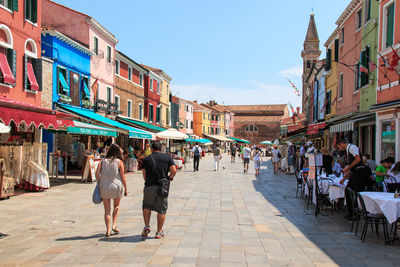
[332,162,342,174]
[346,144,360,158]
[191,145,202,153]
[242,147,251,159]
[300,146,305,156]
[272,149,280,162]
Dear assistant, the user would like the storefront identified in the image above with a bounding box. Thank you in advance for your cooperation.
[307,122,326,150]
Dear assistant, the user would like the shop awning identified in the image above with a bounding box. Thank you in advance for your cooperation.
[185,138,211,144]
[227,136,251,144]
[58,104,153,139]
[59,73,70,93]
[204,134,233,142]
[119,117,166,132]
[67,121,117,137]
[0,52,15,85]
[330,121,354,133]
[0,97,60,129]
[26,62,39,91]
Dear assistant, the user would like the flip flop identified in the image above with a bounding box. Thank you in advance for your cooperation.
[112,227,120,234]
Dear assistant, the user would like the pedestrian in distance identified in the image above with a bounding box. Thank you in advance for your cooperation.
[191,143,202,172]
[96,143,128,238]
[271,145,281,174]
[230,144,237,163]
[212,144,222,171]
[242,144,251,173]
[141,141,177,239]
[253,146,263,175]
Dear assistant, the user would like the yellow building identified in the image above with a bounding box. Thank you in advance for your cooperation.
[193,102,211,137]
[324,28,339,148]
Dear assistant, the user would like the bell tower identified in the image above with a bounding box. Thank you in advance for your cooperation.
[301,13,321,122]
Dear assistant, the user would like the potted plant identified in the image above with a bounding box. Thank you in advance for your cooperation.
[81,99,91,108]
[58,94,72,104]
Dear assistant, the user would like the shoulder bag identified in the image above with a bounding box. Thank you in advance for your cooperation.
[150,155,170,198]
[92,161,102,204]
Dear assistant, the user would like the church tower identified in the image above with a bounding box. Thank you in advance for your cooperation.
[301,13,321,122]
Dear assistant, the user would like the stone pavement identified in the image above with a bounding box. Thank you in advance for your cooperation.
[1,154,400,267]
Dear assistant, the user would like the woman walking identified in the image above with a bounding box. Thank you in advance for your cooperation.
[96,143,128,237]
[271,145,281,174]
[253,147,263,175]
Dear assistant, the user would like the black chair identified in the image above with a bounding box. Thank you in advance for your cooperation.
[316,177,334,215]
[384,175,400,193]
[357,192,389,243]
[303,174,313,211]
[295,170,304,198]
[347,188,362,235]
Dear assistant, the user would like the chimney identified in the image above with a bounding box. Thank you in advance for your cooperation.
[296,107,300,114]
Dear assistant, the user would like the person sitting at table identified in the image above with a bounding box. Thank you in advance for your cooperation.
[363,154,376,174]
[375,157,395,191]
[332,160,342,177]
[388,162,400,183]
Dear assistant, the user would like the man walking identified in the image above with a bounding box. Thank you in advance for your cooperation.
[242,144,251,173]
[230,144,237,163]
[212,144,222,171]
[141,141,177,238]
[191,143,202,172]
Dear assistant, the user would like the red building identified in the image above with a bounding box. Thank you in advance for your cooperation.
[140,65,161,124]
[0,0,42,105]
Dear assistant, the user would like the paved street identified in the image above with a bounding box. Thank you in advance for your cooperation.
[1,154,400,267]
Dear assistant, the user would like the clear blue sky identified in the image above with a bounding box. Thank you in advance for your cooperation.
[54,0,350,108]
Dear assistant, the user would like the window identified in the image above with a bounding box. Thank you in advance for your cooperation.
[57,67,69,96]
[157,82,160,94]
[1,0,18,11]
[128,67,132,81]
[381,121,395,160]
[139,73,143,86]
[139,103,143,120]
[25,0,37,23]
[156,106,161,123]
[166,107,169,125]
[245,125,258,132]
[149,104,154,122]
[106,87,112,106]
[191,121,193,129]
[127,100,132,117]
[208,127,210,133]
[150,78,153,90]
[203,113,205,119]
[354,63,360,91]
[384,3,395,48]
[338,73,343,98]
[0,47,16,85]
[203,126,205,133]
[306,60,311,69]
[334,39,339,61]
[325,49,332,71]
[115,59,120,75]
[93,36,98,56]
[325,91,331,115]
[340,28,344,44]
[80,76,90,101]
[356,9,362,30]
[114,95,120,111]
[360,46,370,87]
[106,45,111,63]
[211,127,214,134]
[365,0,371,22]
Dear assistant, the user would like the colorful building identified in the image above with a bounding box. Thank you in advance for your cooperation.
[370,0,400,162]
[42,0,119,115]
[170,95,179,130]
[115,51,147,120]
[140,66,161,125]
[193,101,211,137]
[178,98,193,134]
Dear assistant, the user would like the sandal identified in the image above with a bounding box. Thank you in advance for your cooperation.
[141,226,151,237]
[105,232,111,238]
[112,227,120,234]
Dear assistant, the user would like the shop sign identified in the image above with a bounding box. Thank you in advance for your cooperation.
[307,122,325,135]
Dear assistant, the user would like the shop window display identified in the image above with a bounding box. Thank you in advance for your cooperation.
[381,121,395,160]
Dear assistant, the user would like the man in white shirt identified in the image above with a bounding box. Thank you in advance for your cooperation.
[242,144,251,173]
[299,144,306,170]
[191,143,202,172]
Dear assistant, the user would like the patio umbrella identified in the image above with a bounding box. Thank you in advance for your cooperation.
[260,140,273,145]
[156,128,188,140]
[0,122,10,133]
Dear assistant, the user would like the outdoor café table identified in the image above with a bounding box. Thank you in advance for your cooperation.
[359,192,400,224]
[318,175,347,202]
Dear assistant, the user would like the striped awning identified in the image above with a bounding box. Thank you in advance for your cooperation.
[329,121,354,133]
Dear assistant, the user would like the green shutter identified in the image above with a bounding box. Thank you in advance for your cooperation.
[32,58,42,91]
[6,49,17,85]
[32,0,37,23]
[24,55,28,89]
[12,0,18,11]
[334,39,339,61]
[386,4,394,47]
[326,49,332,71]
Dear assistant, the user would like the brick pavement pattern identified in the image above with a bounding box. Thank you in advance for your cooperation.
[1,155,400,266]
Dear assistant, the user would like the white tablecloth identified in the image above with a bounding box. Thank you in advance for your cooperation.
[318,176,347,202]
[360,192,400,224]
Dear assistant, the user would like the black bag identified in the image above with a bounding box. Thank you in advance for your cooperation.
[150,155,170,198]
[158,178,170,198]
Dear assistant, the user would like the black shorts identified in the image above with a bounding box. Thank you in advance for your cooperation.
[142,186,168,214]
[243,158,250,164]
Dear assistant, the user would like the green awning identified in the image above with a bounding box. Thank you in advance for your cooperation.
[119,117,166,132]
[227,136,251,144]
[59,104,153,139]
[185,138,211,144]
[67,121,117,137]
[59,73,70,93]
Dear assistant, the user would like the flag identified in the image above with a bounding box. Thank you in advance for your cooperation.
[368,60,377,72]
[91,76,99,100]
[288,102,296,115]
[389,47,400,71]
[286,77,300,96]
[359,63,369,74]
[378,51,390,68]
[320,97,330,113]
[331,96,338,105]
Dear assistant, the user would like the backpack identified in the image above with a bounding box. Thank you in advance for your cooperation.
[194,146,200,158]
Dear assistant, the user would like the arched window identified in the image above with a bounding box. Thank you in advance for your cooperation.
[0,24,13,49]
[24,38,40,91]
[245,125,258,132]
[24,38,38,58]
[0,24,16,85]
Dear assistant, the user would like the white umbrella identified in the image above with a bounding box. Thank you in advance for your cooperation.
[0,122,10,133]
[156,128,188,140]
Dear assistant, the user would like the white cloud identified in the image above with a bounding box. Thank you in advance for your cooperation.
[171,81,302,107]
[278,65,303,77]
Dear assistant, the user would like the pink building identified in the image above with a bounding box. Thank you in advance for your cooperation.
[179,98,193,135]
[42,0,118,112]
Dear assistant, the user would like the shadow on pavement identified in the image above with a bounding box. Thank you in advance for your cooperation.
[99,235,146,243]
[55,233,105,241]
[251,158,400,266]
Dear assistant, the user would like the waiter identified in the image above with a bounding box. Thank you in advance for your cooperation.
[337,139,372,219]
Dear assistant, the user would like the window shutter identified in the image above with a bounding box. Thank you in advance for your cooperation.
[24,55,28,89]
[334,39,339,62]
[30,0,37,23]
[326,49,332,71]
[6,49,17,85]
[12,0,18,11]
[386,4,394,47]
[32,58,42,91]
